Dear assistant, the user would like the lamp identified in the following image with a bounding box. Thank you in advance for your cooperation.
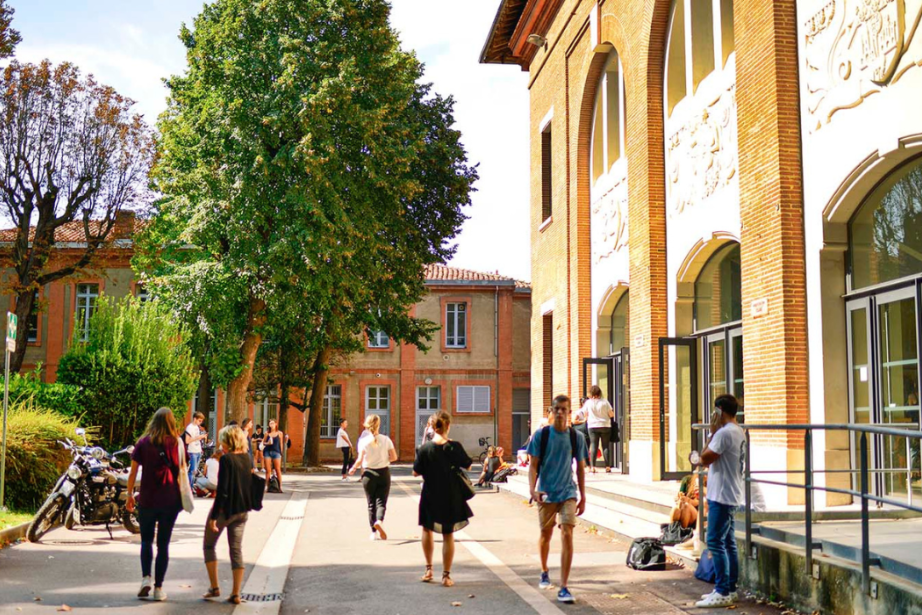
[526,33,546,46]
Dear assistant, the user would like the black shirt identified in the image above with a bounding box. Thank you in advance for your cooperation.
[211,452,253,520]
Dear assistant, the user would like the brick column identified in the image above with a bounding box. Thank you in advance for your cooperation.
[497,289,514,454]
[734,0,809,495]
[44,280,66,382]
[398,341,417,461]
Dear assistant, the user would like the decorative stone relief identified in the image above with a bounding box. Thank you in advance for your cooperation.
[665,84,738,217]
[803,0,922,130]
[591,168,628,264]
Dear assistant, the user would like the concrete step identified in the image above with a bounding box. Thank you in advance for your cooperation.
[584,483,675,517]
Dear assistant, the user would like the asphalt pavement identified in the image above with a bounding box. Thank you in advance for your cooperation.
[0,467,789,615]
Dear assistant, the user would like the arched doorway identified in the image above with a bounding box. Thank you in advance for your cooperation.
[845,155,922,498]
[660,240,743,479]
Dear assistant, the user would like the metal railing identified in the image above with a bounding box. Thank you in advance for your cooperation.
[691,422,922,595]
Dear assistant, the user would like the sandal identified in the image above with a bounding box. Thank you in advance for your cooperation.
[203,587,221,599]
[441,571,454,588]
[227,595,242,605]
[421,565,434,583]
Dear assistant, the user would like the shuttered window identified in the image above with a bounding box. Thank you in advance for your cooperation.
[456,386,491,413]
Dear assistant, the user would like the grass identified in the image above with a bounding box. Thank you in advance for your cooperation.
[0,509,33,531]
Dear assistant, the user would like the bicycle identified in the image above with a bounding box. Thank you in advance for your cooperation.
[476,436,492,465]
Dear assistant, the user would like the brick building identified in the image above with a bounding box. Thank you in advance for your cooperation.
[0,226,532,461]
[482,0,922,505]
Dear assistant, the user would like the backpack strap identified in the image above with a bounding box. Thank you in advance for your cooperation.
[536,426,550,480]
[569,427,578,464]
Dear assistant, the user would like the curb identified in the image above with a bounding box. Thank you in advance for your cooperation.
[0,521,29,545]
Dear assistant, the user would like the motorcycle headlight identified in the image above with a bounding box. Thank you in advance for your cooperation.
[67,465,82,480]
[91,447,106,461]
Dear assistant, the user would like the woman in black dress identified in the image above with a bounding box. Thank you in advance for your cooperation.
[413,411,472,587]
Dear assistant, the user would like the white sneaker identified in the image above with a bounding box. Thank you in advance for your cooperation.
[137,576,152,598]
[369,532,380,541]
[701,591,738,601]
[373,521,388,540]
[152,587,167,602]
[695,591,735,608]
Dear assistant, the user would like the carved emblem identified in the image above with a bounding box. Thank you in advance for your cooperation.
[665,84,738,217]
[591,168,628,263]
[803,0,922,130]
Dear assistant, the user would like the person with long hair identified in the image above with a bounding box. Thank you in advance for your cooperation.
[262,418,284,492]
[126,407,184,602]
[202,426,254,604]
[413,411,473,587]
[579,385,614,473]
[348,415,397,540]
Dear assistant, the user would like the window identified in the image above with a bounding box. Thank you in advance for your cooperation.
[417,386,441,411]
[320,384,342,438]
[17,290,39,343]
[74,283,99,342]
[694,243,742,331]
[541,124,553,221]
[543,313,553,407]
[849,156,922,290]
[456,386,490,413]
[256,394,279,429]
[591,52,626,185]
[664,0,736,117]
[365,385,391,436]
[445,302,467,349]
[367,330,390,349]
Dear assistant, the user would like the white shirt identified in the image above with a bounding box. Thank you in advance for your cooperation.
[707,422,746,507]
[185,423,203,454]
[335,427,352,449]
[204,457,220,483]
[581,398,613,429]
[358,434,395,470]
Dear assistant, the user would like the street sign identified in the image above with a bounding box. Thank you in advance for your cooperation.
[5,312,15,353]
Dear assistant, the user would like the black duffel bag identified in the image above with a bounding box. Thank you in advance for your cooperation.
[626,537,667,571]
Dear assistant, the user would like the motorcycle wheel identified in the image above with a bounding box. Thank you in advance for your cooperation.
[123,510,141,535]
[27,493,66,542]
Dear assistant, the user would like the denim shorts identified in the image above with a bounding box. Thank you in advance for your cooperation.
[264,451,282,460]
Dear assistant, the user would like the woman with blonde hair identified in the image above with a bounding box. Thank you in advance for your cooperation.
[348,414,397,540]
[413,411,473,587]
[202,425,254,604]
[126,407,184,602]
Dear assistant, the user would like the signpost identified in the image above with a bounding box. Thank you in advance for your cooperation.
[0,311,15,511]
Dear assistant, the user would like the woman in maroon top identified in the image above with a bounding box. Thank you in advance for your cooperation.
[126,407,183,602]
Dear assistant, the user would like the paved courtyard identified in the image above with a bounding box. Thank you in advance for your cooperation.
[0,467,788,615]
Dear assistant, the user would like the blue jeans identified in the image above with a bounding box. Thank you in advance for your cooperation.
[187,452,201,486]
[706,500,739,596]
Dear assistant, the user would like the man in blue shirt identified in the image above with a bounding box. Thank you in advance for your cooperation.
[527,394,589,604]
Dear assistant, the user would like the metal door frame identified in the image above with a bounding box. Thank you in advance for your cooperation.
[659,337,698,481]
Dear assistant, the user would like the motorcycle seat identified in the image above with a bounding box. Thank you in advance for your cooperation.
[116,473,130,487]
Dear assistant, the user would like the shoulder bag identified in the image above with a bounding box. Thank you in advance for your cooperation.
[176,439,195,513]
[449,441,476,501]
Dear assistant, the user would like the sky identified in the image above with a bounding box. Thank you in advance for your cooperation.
[8,0,532,282]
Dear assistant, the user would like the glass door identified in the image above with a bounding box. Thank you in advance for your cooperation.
[659,337,698,480]
[583,357,614,470]
[612,349,630,473]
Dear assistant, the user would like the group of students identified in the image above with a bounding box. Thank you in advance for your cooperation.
[336,411,474,587]
[124,407,272,604]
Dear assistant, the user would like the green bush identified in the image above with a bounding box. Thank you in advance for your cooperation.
[57,296,199,449]
[8,369,84,418]
[1,400,96,511]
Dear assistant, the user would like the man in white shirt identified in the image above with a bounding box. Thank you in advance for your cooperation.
[695,394,745,608]
[184,412,208,487]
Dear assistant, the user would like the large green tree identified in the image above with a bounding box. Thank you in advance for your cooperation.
[145,0,477,425]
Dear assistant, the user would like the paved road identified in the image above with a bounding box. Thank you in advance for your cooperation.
[0,467,787,615]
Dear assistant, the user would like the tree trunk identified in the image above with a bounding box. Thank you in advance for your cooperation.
[304,345,332,467]
[197,362,212,433]
[226,296,266,424]
[9,287,37,374]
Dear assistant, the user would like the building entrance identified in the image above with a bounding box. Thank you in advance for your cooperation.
[582,350,629,473]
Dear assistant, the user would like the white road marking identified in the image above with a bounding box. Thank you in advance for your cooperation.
[234,490,309,615]
[394,479,566,615]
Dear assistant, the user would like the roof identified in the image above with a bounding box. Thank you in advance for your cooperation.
[480,0,563,68]
[480,0,529,65]
[424,263,530,291]
[0,215,137,246]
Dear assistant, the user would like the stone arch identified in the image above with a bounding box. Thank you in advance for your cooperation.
[596,283,630,356]
[675,232,740,336]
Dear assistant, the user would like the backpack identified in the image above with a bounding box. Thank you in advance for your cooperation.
[694,548,717,583]
[659,521,694,546]
[626,537,667,571]
[268,475,281,493]
[536,426,580,480]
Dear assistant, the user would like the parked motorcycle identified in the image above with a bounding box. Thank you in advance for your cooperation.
[27,428,140,542]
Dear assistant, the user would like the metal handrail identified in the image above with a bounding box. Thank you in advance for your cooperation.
[691,421,922,596]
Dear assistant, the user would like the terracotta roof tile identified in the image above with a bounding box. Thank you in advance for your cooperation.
[424,263,530,290]
[0,216,137,245]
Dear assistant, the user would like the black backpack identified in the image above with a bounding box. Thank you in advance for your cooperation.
[267,475,281,493]
[626,537,667,571]
[535,426,580,479]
